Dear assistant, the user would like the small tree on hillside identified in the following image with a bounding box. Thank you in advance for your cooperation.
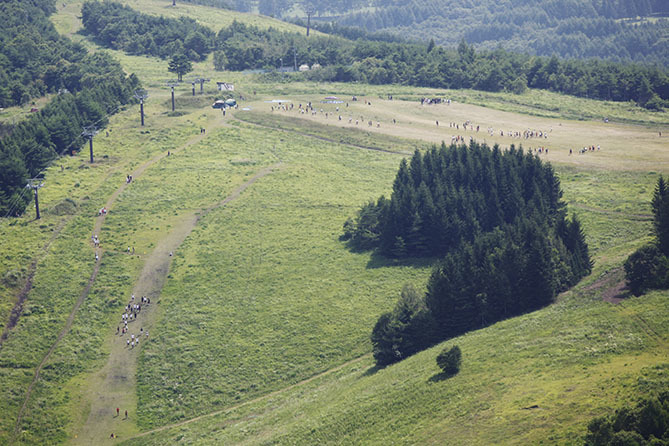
[168,53,192,81]
[436,345,461,375]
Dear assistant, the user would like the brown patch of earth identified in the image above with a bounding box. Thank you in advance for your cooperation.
[584,267,629,304]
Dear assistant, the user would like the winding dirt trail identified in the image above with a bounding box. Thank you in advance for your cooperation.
[72,163,281,445]
[12,125,215,441]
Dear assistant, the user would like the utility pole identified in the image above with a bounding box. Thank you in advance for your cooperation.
[26,179,44,220]
[134,89,149,126]
[167,81,178,111]
[305,4,315,36]
[81,125,97,163]
[193,78,210,94]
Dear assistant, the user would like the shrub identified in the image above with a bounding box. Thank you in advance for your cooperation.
[436,345,461,375]
[624,244,669,296]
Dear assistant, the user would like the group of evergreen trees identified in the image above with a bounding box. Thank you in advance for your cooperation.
[0,0,140,216]
[345,143,592,366]
[624,176,669,296]
[585,390,669,445]
[81,1,216,61]
[0,0,85,107]
[81,1,669,109]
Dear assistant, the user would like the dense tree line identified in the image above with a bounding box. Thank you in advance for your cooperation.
[81,1,216,61]
[81,3,669,109]
[585,390,669,445]
[624,176,669,296]
[0,0,140,216]
[350,143,592,365]
[0,0,88,107]
[333,0,669,66]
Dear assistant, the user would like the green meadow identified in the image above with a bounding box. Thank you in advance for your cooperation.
[0,1,666,444]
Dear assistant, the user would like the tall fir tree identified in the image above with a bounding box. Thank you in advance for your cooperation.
[652,176,669,256]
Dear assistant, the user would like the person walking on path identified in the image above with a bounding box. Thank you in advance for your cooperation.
[116,407,119,417]
[124,410,128,419]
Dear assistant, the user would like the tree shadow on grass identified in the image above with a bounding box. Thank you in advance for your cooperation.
[428,371,458,383]
[365,251,437,270]
[360,364,383,377]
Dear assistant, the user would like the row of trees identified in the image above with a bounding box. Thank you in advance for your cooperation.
[0,0,140,215]
[624,176,669,296]
[81,2,669,109]
[349,143,591,366]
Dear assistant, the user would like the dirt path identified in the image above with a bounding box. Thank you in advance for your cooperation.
[71,163,281,445]
[12,124,216,441]
[1,154,141,349]
[583,267,666,347]
[124,353,370,442]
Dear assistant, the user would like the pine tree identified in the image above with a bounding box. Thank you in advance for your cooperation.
[168,52,192,81]
[652,176,669,256]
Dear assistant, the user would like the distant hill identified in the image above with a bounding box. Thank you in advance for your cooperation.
[235,0,669,66]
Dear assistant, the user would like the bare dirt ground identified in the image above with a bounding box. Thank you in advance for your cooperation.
[241,97,669,172]
[12,120,216,442]
[583,267,628,304]
[71,163,280,445]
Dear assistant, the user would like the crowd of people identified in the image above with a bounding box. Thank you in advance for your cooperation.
[117,294,150,349]
[266,96,565,153]
[570,145,601,155]
[90,165,163,440]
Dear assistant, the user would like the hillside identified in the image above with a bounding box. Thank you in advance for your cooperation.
[276,0,669,66]
[0,0,667,444]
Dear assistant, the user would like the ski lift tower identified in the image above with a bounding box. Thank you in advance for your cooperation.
[134,89,149,126]
[166,81,179,111]
[81,125,98,163]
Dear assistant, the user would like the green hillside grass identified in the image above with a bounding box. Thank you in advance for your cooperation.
[55,0,317,38]
[122,291,668,445]
[135,121,433,428]
[0,1,666,444]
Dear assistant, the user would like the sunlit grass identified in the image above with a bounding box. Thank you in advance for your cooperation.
[0,3,665,443]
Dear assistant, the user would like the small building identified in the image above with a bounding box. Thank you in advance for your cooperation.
[311,63,322,70]
[216,82,235,91]
[212,100,226,109]
[299,64,310,72]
